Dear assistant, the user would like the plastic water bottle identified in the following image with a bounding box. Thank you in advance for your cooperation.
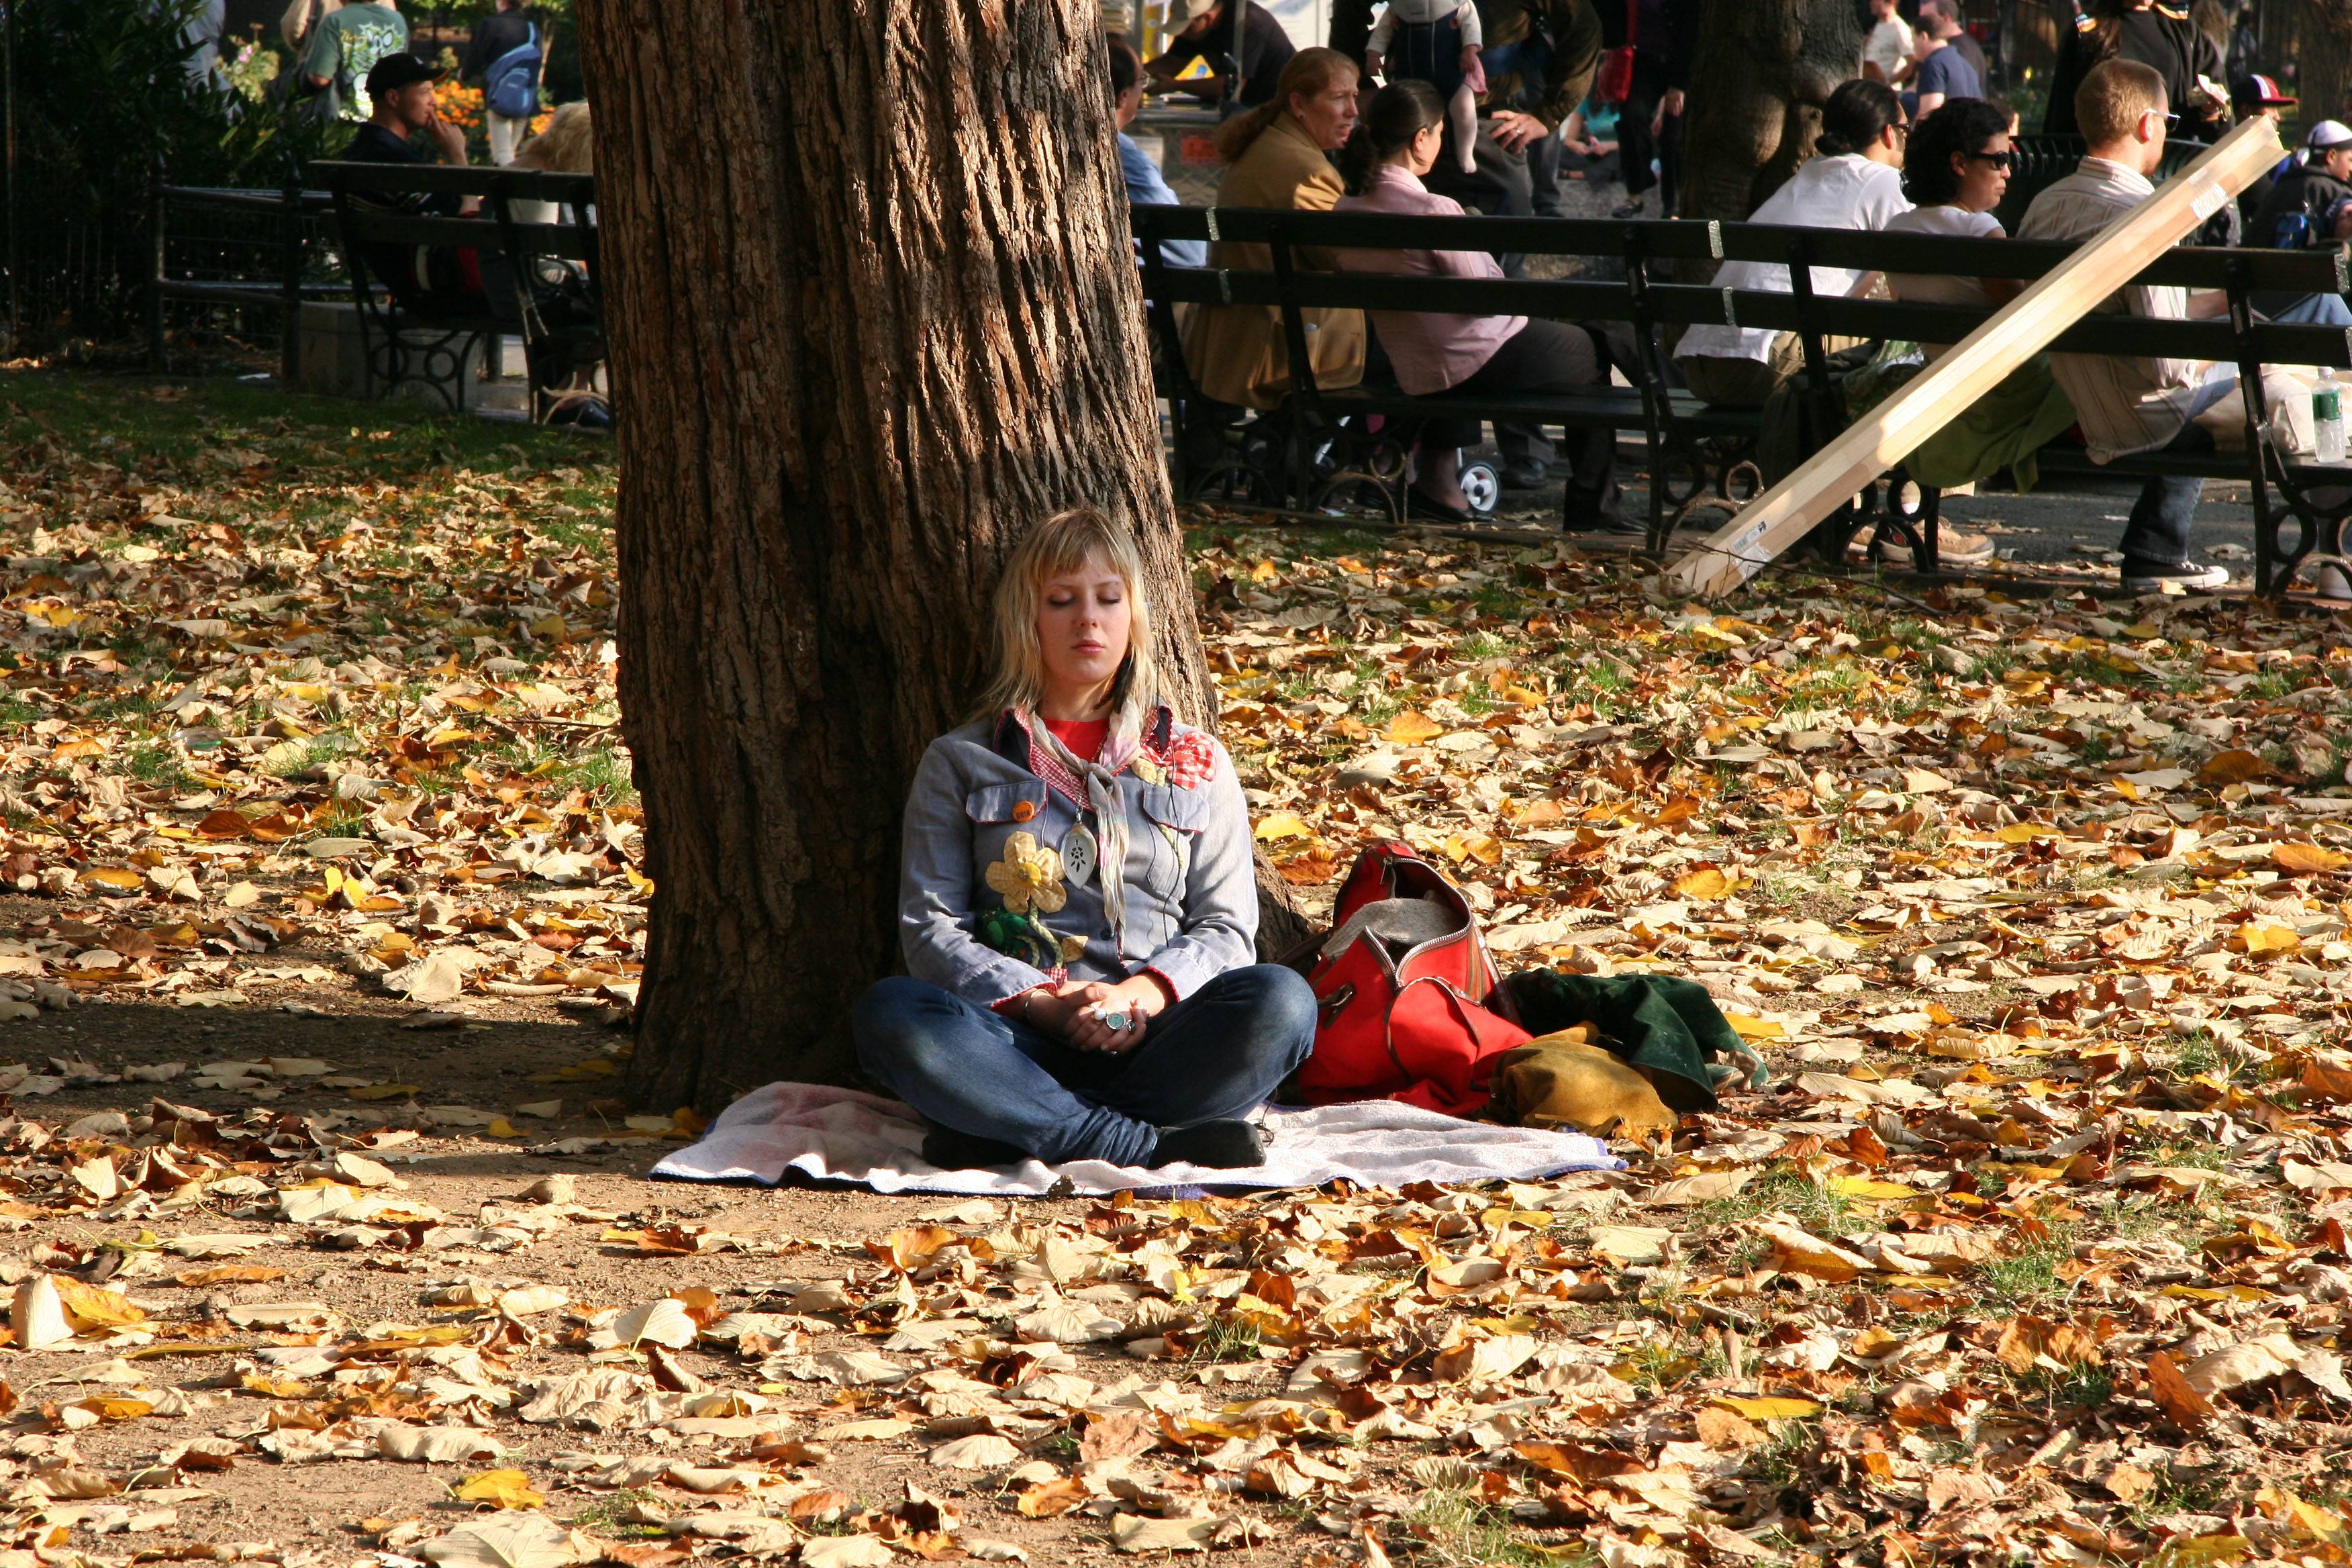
[2316,369,2347,464]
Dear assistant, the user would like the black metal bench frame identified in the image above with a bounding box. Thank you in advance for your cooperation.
[311,162,601,423]
[1132,203,2352,596]
[1133,205,1767,538]
[146,163,345,384]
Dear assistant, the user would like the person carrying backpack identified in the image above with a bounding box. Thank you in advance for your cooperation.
[461,0,543,165]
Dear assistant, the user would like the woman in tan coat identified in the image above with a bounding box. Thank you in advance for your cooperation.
[1181,48,1367,410]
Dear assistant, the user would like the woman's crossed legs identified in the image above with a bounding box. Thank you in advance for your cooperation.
[852,964,1317,1169]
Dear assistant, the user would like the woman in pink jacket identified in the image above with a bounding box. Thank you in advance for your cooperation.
[1333,82,1628,532]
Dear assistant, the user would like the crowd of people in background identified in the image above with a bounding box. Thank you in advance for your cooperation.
[1120,0,2352,593]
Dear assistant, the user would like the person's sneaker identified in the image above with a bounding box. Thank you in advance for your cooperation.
[1859,526,1998,569]
[1148,1120,1266,1169]
[2120,557,2231,593]
[1500,460,1552,491]
[921,1124,1026,1169]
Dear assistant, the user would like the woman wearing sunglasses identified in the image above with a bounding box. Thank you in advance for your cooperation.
[1885,98,2023,317]
[1877,97,2077,562]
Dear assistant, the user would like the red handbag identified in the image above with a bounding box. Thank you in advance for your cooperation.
[1295,843,1528,1117]
[1595,0,1638,104]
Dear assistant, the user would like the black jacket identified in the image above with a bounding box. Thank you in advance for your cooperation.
[2247,159,2352,251]
[2045,5,2226,142]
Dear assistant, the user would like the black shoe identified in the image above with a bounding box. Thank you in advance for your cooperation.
[1406,488,1474,524]
[1567,510,1646,536]
[1612,196,1648,219]
[2119,557,2231,593]
[921,1124,1027,1169]
[1499,460,1551,490]
[1148,1120,1266,1169]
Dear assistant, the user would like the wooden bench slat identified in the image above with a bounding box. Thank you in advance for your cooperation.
[313,161,594,203]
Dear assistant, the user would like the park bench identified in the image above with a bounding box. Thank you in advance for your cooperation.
[1130,205,1765,536]
[1130,203,2352,595]
[310,162,601,422]
[146,167,344,383]
[1701,224,2352,595]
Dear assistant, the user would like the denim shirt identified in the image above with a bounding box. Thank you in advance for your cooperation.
[898,706,1258,1010]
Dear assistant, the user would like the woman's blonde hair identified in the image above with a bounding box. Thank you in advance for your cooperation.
[512,102,595,173]
[975,507,1160,720]
[1215,46,1358,163]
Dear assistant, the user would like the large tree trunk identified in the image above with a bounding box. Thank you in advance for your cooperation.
[2300,0,2352,134]
[1679,0,1863,226]
[574,0,1279,1113]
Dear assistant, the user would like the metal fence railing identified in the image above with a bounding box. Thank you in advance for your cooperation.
[147,162,347,381]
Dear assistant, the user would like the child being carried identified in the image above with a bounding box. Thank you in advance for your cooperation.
[1363,0,1487,174]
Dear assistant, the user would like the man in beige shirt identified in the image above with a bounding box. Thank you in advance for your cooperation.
[2017,58,2235,592]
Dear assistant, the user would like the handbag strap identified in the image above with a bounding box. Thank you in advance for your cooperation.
[1625,0,1638,50]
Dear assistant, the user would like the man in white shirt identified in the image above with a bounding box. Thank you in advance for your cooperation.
[2016,58,2235,591]
[1861,0,1914,85]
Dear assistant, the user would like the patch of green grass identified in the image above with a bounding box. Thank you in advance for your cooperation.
[1400,1487,1583,1568]
[0,696,40,728]
[2142,1137,2231,1172]
[122,740,194,789]
[565,1489,666,1536]
[1978,1229,2076,1309]
[1189,1314,1263,1363]
[1748,1420,1817,1496]
[2017,1359,2115,1412]
[1690,1164,1865,1242]
[1616,1338,1701,1395]
[1468,585,1519,619]
[541,742,636,805]
[266,731,356,779]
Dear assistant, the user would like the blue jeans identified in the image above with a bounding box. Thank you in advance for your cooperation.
[852,965,1318,1167]
[2120,364,2234,566]
[2269,292,2352,327]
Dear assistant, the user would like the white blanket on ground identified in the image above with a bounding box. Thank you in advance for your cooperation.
[650,1081,1621,1197]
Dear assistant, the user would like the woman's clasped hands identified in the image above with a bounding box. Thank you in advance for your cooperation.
[1024,976,1169,1054]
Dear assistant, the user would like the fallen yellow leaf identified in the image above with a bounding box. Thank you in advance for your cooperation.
[1385,710,1442,744]
[453,1469,542,1510]
[1710,1396,1822,1421]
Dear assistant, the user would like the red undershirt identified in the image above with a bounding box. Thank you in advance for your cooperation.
[995,714,1173,1016]
[1042,716,1109,761]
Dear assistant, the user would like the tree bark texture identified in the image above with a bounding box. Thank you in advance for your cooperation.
[574,0,1231,1113]
[2299,0,2352,130]
[1679,0,1863,229]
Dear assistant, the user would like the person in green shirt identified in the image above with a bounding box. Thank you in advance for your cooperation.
[301,0,410,121]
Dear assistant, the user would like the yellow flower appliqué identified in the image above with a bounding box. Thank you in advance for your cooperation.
[984,831,1067,916]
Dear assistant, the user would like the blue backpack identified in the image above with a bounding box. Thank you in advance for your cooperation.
[486,22,540,119]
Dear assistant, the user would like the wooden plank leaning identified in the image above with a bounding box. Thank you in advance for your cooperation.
[1663,113,2285,599]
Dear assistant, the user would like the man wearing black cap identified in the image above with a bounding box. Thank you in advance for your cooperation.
[348,52,469,168]
[344,54,483,315]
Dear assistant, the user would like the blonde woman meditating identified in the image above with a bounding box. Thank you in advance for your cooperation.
[854,508,1316,1171]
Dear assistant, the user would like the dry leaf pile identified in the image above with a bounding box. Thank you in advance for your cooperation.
[0,383,2346,1567]
[0,381,640,1028]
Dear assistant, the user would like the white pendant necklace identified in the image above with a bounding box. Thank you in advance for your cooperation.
[1061,821,1099,886]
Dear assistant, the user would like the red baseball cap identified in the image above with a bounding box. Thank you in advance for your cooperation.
[2232,73,2297,109]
